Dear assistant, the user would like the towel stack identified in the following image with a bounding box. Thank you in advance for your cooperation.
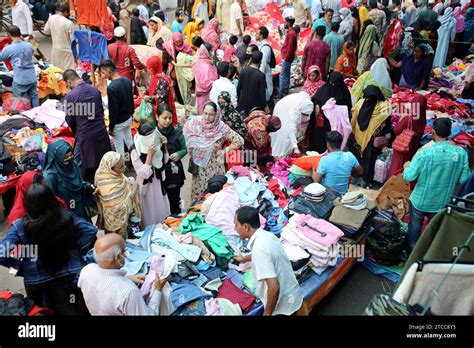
[281,214,344,275]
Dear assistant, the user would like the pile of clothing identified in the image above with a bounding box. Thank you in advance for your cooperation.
[281,214,344,275]
[291,183,341,220]
[329,192,375,235]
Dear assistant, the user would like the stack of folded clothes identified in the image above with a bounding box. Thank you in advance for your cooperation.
[329,192,374,232]
[301,183,327,202]
[341,192,368,210]
[281,214,344,275]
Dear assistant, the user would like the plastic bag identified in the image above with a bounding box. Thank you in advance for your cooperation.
[134,99,154,122]
[373,149,392,183]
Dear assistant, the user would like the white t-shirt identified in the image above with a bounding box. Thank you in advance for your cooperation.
[229,1,243,35]
[248,229,303,315]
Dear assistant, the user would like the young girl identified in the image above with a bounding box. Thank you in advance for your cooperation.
[223,35,238,63]
[156,104,188,215]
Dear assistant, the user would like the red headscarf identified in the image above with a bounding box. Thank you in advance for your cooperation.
[172,32,193,55]
[8,171,66,227]
[302,65,325,97]
[146,55,178,125]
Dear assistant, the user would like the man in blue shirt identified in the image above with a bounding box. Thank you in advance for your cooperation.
[0,26,39,107]
[313,131,363,194]
[402,118,470,251]
[171,9,185,33]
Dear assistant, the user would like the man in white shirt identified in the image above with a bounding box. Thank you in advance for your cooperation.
[234,206,303,316]
[78,233,167,315]
[210,61,238,106]
[230,0,244,37]
[256,26,273,111]
[311,0,322,20]
[11,0,33,38]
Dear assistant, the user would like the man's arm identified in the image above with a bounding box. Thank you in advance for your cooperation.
[43,17,52,36]
[107,87,118,133]
[325,51,330,78]
[402,153,423,182]
[25,6,33,35]
[130,48,145,70]
[260,45,270,74]
[458,151,471,185]
[312,170,323,183]
[263,277,280,316]
[352,164,363,177]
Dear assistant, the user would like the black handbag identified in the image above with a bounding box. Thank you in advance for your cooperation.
[367,217,407,265]
[188,158,199,176]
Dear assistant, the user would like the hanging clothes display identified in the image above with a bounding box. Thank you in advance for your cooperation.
[71,30,109,66]
[71,0,109,28]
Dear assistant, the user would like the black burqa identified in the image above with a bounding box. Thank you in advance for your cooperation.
[348,85,391,183]
[308,72,353,153]
[130,17,147,45]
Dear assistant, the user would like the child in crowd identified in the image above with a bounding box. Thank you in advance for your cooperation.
[223,35,238,63]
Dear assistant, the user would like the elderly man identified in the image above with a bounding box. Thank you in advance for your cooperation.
[78,234,167,315]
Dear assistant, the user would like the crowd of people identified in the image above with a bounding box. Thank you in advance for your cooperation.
[0,0,472,316]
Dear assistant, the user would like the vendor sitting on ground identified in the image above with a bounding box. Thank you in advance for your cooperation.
[312,131,363,195]
[233,206,303,316]
[78,233,167,315]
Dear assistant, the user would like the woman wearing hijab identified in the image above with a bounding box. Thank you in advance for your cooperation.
[302,65,325,98]
[137,4,150,38]
[350,85,391,185]
[192,43,219,115]
[201,18,222,52]
[161,32,193,105]
[43,139,90,221]
[101,7,117,42]
[388,45,430,90]
[119,10,132,45]
[7,171,66,228]
[131,8,147,45]
[403,0,417,28]
[338,8,354,41]
[144,55,178,125]
[271,91,315,157]
[183,18,205,46]
[433,7,456,67]
[309,72,352,153]
[95,152,141,237]
[131,122,171,226]
[352,58,393,104]
[184,101,244,202]
[453,6,466,58]
[334,41,358,78]
[217,91,246,138]
[388,95,427,177]
[147,17,172,47]
[356,21,379,73]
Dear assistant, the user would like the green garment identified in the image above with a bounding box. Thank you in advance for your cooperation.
[403,141,470,213]
[398,209,474,287]
[243,270,256,295]
[178,214,233,259]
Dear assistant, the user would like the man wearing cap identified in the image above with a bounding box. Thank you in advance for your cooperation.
[107,26,145,85]
[417,0,439,27]
[278,16,298,98]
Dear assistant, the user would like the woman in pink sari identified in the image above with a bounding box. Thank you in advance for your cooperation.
[200,18,221,52]
[192,43,218,114]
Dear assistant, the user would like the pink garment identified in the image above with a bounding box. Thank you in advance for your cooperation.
[295,214,344,247]
[453,6,465,33]
[203,186,241,251]
[174,232,193,244]
[223,44,236,63]
[200,18,221,52]
[131,150,171,227]
[140,253,176,297]
[229,165,251,178]
[192,45,218,114]
[268,157,294,187]
[101,7,117,41]
[321,97,352,150]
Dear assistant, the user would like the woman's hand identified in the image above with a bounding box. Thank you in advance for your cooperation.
[170,153,180,162]
[148,143,156,156]
[143,96,151,102]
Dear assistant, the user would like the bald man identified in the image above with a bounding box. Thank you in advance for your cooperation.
[78,233,167,315]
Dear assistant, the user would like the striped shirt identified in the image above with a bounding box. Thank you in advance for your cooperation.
[78,264,162,315]
[403,141,470,212]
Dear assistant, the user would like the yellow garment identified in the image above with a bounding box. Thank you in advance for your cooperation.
[351,98,391,152]
[192,0,213,19]
[183,18,204,46]
[359,5,370,36]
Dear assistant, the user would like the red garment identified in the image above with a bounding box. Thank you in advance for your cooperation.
[0,290,54,316]
[0,37,12,70]
[223,44,236,63]
[100,7,117,41]
[383,19,403,58]
[72,0,109,27]
[216,279,256,312]
[267,178,288,209]
[303,39,331,78]
[146,56,178,125]
[7,171,68,228]
[107,41,145,81]
[281,27,298,62]
[388,95,427,178]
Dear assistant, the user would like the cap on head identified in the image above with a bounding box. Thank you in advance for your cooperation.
[114,26,126,38]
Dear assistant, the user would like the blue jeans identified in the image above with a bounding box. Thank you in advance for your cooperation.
[13,82,40,107]
[408,202,435,251]
[279,59,292,96]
